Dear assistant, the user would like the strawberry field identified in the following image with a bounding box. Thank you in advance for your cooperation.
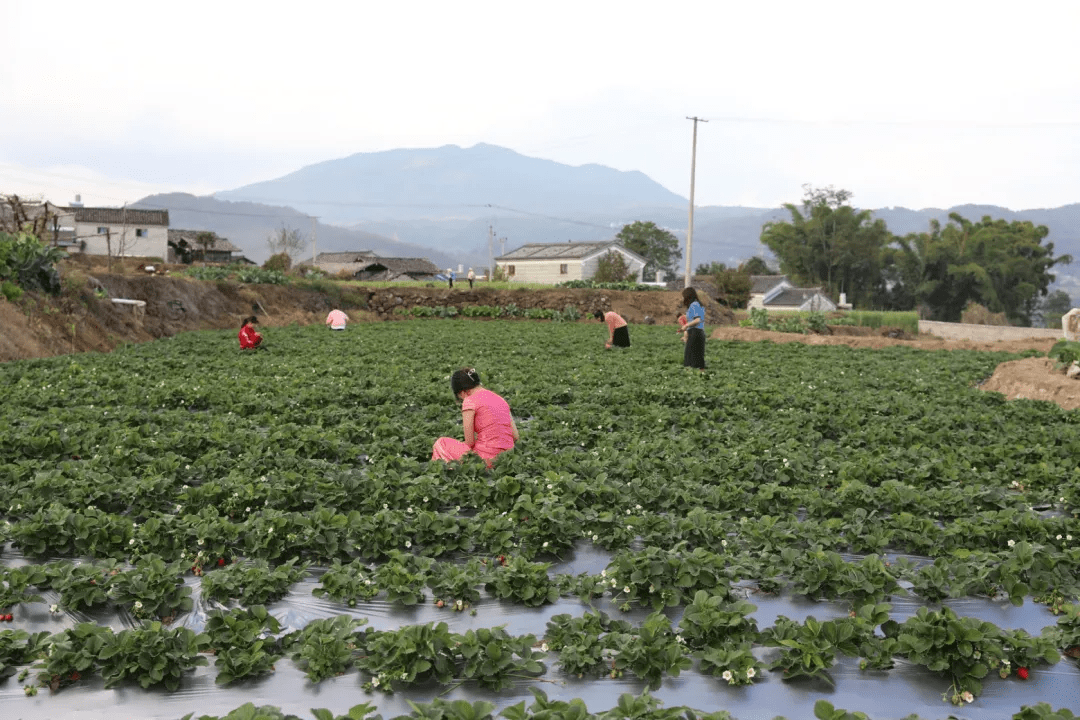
[1,321,1079,720]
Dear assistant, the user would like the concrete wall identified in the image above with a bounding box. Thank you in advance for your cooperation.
[919,320,1064,342]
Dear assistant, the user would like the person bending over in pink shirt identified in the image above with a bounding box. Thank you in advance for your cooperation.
[326,308,349,330]
[432,367,519,467]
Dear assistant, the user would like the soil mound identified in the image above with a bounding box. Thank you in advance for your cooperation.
[979,357,1080,411]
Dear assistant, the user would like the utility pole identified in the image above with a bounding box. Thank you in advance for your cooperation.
[488,224,494,281]
[684,116,707,288]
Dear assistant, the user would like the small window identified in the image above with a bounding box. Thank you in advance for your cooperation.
[559,263,568,274]
[135,228,148,238]
[507,265,516,276]
[97,226,108,235]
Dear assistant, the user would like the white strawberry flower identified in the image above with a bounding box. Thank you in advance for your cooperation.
[721,670,733,682]
[540,643,549,652]
[128,538,135,546]
[133,601,143,610]
[746,667,756,678]
[50,604,59,613]
[1007,539,1016,547]
[623,586,631,593]
[961,691,974,704]
[405,540,412,548]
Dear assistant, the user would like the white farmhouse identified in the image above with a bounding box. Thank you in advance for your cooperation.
[496,241,646,284]
[67,207,170,260]
[748,275,837,312]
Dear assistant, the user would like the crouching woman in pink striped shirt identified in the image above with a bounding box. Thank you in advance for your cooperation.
[431,368,520,467]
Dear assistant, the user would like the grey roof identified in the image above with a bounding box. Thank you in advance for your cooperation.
[168,229,241,253]
[497,241,645,263]
[750,274,788,294]
[67,207,169,226]
[311,251,378,264]
[357,257,441,275]
[765,287,828,307]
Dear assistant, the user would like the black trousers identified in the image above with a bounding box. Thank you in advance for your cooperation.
[683,328,705,368]
[612,326,630,347]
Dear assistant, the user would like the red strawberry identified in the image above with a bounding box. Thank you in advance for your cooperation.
[1017,667,1029,679]
[218,558,225,566]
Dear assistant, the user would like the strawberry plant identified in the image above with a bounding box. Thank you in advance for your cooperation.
[374,550,433,606]
[97,621,209,690]
[428,559,488,606]
[609,611,692,690]
[204,606,283,684]
[281,615,367,682]
[0,628,49,679]
[0,564,46,612]
[313,559,380,606]
[109,555,193,621]
[761,615,860,683]
[698,642,762,686]
[484,556,560,607]
[888,606,1005,701]
[544,610,632,677]
[677,591,759,649]
[358,621,457,690]
[457,627,546,690]
[37,622,114,691]
[45,560,120,611]
[200,557,309,605]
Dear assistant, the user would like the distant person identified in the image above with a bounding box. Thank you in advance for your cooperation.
[447,269,455,289]
[594,310,630,349]
[467,268,475,289]
[326,308,349,330]
[432,368,519,468]
[238,316,263,350]
[679,287,706,369]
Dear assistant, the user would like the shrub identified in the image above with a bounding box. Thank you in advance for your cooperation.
[593,251,636,283]
[263,253,292,273]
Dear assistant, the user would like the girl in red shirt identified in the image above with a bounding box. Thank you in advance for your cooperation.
[238,316,263,349]
[593,310,630,349]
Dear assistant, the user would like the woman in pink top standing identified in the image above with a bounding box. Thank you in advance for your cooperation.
[431,368,519,467]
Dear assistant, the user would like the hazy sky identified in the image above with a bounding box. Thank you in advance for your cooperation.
[3,0,1078,213]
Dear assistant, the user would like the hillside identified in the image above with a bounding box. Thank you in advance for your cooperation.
[215,143,688,226]
[130,193,458,267]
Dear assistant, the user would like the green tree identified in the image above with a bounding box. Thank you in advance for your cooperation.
[887,214,1071,324]
[739,256,774,276]
[1036,290,1075,329]
[760,185,891,308]
[195,231,217,262]
[593,250,636,282]
[712,267,752,308]
[695,261,728,275]
[616,221,681,282]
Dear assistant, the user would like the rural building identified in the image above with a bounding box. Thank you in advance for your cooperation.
[495,241,646,284]
[353,257,441,281]
[301,251,379,276]
[748,274,837,312]
[66,207,170,260]
[167,229,242,264]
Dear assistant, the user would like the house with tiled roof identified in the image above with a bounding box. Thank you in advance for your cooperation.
[167,229,242,264]
[352,257,441,281]
[300,251,379,276]
[66,207,170,260]
[495,241,645,284]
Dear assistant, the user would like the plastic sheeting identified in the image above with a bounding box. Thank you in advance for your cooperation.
[1,541,1078,719]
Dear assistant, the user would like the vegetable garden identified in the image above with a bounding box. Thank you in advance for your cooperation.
[0,321,1078,720]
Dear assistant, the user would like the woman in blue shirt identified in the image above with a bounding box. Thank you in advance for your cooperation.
[680,287,706,369]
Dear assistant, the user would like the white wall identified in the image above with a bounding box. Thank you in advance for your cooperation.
[500,259,583,284]
[78,223,167,260]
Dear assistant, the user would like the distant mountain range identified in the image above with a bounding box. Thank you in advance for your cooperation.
[134,144,1080,301]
